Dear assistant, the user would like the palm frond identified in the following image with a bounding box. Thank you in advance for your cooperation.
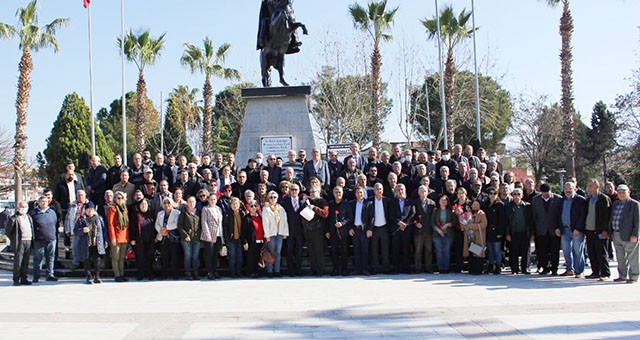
[0,22,17,39]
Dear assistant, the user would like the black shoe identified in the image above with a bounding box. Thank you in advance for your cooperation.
[214,273,221,279]
[13,281,20,286]
[115,276,125,282]
[20,279,32,285]
[121,276,129,282]
[523,271,531,275]
[46,276,59,282]
[193,274,200,280]
[185,272,193,280]
[136,277,144,281]
[94,276,102,284]
[32,278,39,283]
[539,269,550,275]
[207,273,215,280]
[86,277,93,284]
[274,272,282,278]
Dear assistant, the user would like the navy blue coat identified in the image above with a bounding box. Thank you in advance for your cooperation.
[74,215,106,259]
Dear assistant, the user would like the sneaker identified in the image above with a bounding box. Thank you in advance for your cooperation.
[599,277,611,282]
[46,276,59,282]
[614,278,627,282]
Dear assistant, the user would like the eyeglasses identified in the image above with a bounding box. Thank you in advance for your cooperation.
[269,196,278,199]
[488,192,497,196]
[290,188,299,192]
[224,189,233,192]
[512,193,522,196]
[249,204,258,208]
[116,197,124,200]
[198,195,207,198]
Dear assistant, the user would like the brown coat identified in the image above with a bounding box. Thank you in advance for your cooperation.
[463,210,488,258]
[107,206,129,244]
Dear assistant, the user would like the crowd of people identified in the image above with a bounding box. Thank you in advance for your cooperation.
[4,142,639,286]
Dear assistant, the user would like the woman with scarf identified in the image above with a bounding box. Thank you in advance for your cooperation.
[130,198,157,280]
[201,194,224,280]
[107,191,130,282]
[463,199,488,275]
[262,191,289,277]
[74,202,106,284]
[178,196,201,280]
[222,197,248,278]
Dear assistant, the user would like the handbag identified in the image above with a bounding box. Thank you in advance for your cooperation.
[260,242,276,265]
[468,219,486,257]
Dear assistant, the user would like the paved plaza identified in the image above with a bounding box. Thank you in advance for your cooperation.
[1,268,639,340]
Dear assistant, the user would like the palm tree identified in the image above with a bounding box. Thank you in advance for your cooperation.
[171,85,203,131]
[181,37,240,155]
[117,29,166,153]
[348,1,398,150]
[0,0,69,203]
[421,5,475,148]
[544,0,576,176]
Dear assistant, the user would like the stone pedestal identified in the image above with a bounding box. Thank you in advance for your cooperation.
[235,86,320,166]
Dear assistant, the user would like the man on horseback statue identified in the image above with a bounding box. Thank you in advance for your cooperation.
[257,0,308,87]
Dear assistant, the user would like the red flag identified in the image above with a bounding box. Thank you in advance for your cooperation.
[83,0,90,8]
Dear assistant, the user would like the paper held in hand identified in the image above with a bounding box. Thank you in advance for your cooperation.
[300,206,315,221]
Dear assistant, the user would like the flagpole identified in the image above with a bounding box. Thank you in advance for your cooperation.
[471,0,482,144]
[435,0,448,150]
[121,0,127,165]
[424,78,433,151]
[88,4,96,156]
[160,91,164,156]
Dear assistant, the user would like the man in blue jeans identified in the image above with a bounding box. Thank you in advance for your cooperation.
[30,196,59,282]
[556,181,587,278]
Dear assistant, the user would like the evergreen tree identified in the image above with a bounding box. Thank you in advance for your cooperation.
[587,101,617,180]
[413,71,513,151]
[44,93,113,186]
[161,93,193,157]
[212,83,256,153]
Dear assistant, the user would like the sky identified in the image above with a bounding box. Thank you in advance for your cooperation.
[0,0,638,163]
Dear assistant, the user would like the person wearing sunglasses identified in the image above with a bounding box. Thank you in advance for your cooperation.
[107,192,130,282]
[262,191,289,277]
[505,188,534,275]
[244,200,265,278]
[222,197,248,278]
[482,188,506,275]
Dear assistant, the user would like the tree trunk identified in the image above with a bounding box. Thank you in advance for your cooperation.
[14,48,32,204]
[136,71,148,153]
[202,75,213,155]
[370,45,383,150]
[444,48,456,148]
[560,0,576,177]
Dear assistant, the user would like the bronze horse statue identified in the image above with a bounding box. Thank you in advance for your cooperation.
[257,0,308,87]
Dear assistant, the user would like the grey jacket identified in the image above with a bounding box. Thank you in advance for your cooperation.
[610,198,640,241]
[531,193,562,236]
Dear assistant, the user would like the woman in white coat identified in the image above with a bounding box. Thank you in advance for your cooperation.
[262,191,289,277]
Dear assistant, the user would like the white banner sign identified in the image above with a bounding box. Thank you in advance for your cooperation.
[261,135,293,160]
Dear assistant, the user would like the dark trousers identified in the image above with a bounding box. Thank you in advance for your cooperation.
[391,228,412,273]
[536,233,561,273]
[84,246,101,277]
[452,229,464,272]
[161,239,181,278]
[247,241,263,275]
[414,231,433,272]
[330,232,349,275]
[586,231,610,277]
[13,240,31,283]
[352,227,369,274]
[134,240,155,278]
[305,228,326,275]
[371,226,390,273]
[202,238,221,275]
[286,234,303,275]
[509,232,530,273]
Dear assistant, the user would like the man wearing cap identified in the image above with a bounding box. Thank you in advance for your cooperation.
[138,167,158,200]
[610,184,640,283]
[532,183,562,275]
